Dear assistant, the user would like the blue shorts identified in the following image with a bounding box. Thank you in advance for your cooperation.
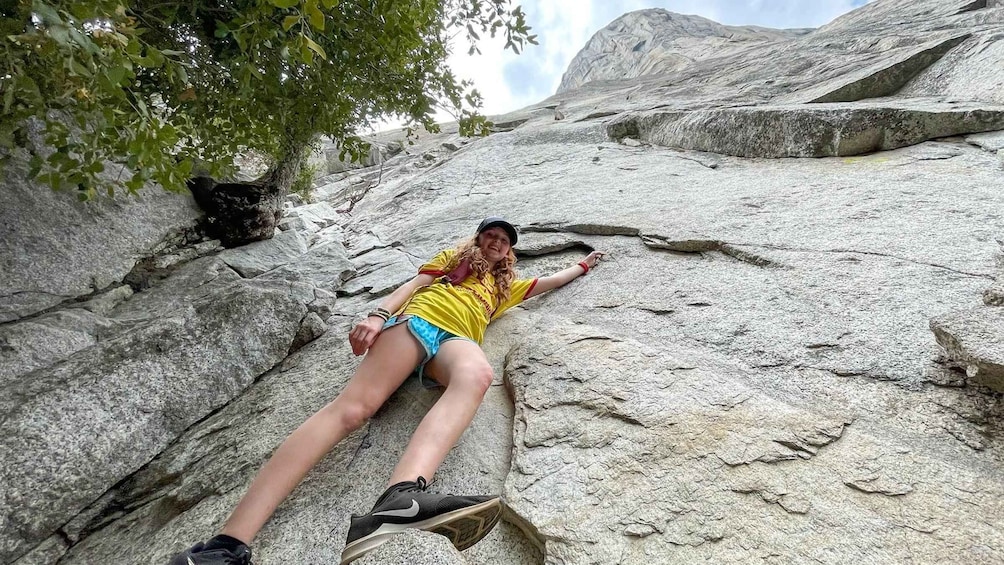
[383,315,476,388]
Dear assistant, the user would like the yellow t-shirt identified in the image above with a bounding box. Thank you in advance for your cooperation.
[401,249,538,344]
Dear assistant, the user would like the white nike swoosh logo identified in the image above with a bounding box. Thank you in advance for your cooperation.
[372,499,420,518]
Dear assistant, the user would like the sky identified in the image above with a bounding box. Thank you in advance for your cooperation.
[426,0,873,124]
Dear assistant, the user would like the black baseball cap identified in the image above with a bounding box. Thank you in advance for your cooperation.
[477,216,518,246]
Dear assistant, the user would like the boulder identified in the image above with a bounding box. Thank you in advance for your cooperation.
[219,229,310,278]
[930,307,1004,391]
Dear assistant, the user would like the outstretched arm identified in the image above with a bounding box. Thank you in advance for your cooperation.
[525,251,604,299]
[349,273,436,355]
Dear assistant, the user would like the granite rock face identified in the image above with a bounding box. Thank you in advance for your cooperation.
[3,0,1004,564]
[563,0,1004,158]
[557,9,809,93]
[0,151,201,323]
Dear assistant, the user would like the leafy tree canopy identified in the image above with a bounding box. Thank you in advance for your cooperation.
[0,0,535,198]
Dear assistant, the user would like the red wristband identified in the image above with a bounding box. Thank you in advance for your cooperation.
[578,261,589,274]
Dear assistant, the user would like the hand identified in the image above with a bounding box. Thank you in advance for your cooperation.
[349,316,385,356]
[582,251,605,269]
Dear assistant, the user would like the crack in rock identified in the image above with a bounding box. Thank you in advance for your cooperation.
[844,478,915,496]
[809,35,972,103]
[956,0,988,15]
[522,223,640,237]
[730,487,812,515]
[640,235,783,267]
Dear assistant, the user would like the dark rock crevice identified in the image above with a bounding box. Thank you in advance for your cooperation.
[641,235,784,268]
[955,0,989,15]
[809,35,971,103]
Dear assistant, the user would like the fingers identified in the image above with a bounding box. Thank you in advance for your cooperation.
[349,326,364,356]
[349,321,380,356]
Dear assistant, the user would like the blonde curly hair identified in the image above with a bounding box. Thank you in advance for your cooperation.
[446,235,518,305]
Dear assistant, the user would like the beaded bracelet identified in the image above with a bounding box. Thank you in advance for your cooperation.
[367,307,391,321]
[578,261,590,274]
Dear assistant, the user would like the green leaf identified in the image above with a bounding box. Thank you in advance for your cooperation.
[269,0,299,8]
[105,65,126,85]
[282,15,300,31]
[28,155,43,178]
[302,35,326,60]
[300,43,314,64]
[68,57,91,77]
[306,1,325,31]
[320,0,339,8]
[146,48,166,68]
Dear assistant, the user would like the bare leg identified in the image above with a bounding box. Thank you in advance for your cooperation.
[387,339,494,485]
[220,323,424,543]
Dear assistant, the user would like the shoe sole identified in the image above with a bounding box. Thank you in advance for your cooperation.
[339,497,502,564]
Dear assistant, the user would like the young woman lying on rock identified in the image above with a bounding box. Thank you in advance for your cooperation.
[171,217,603,565]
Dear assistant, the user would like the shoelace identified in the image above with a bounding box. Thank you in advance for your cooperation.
[412,476,429,491]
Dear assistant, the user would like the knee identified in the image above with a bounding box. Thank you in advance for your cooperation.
[454,363,494,396]
[326,398,378,432]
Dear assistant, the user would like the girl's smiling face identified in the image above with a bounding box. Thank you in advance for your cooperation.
[478,227,511,263]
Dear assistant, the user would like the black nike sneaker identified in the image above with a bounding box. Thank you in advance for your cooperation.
[340,476,502,564]
[169,537,252,565]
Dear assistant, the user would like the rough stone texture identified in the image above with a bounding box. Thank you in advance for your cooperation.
[290,311,328,352]
[0,309,111,386]
[290,201,341,228]
[5,1,1004,564]
[0,152,201,323]
[987,280,1004,305]
[608,99,1004,158]
[52,311,540,565]
[339,247,420,297]
[0,282,307,562]
[807,34,972,103]
[10,536,67,565]
[109,257,243,323]
[258,238,356,292]
[219,229,309,277]
[354,530,468,565]
[931,308,1004,391]
[967,130,1004,152]
[556,0,1004,160]
[503,325,1003,563]
[75,284,134,316]
[558,9,808,92]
